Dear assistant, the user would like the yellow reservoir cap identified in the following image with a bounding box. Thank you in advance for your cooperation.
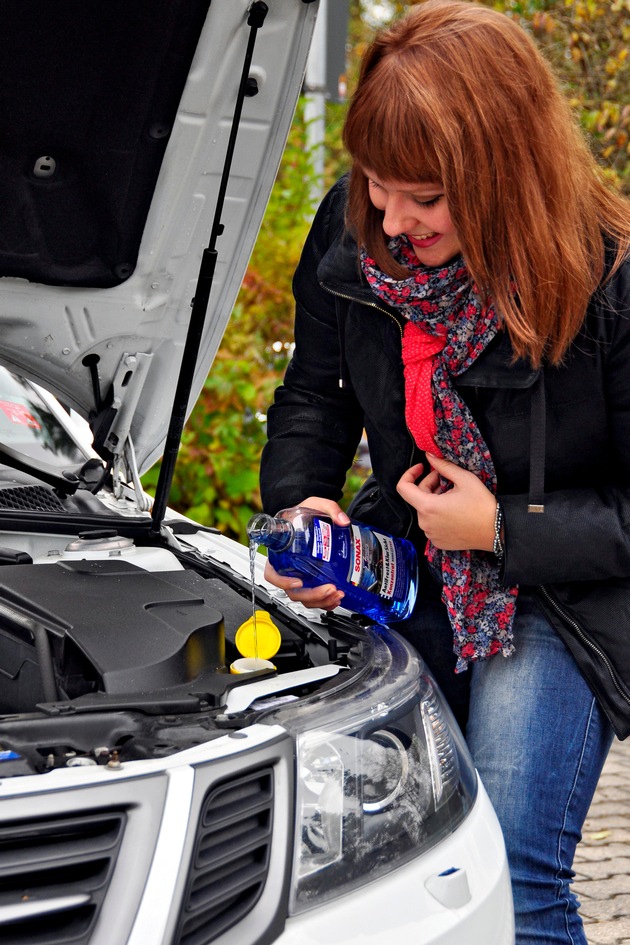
[235,611,281,660]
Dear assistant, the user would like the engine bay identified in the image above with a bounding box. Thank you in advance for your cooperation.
[0,523,361,778]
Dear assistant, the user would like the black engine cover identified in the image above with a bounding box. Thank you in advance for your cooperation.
[0,559,225,710]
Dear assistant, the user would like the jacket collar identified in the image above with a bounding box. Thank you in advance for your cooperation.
[318,225,380,307]
[455,331,539,389]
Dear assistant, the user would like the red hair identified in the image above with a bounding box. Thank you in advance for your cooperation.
[343,0,630,366]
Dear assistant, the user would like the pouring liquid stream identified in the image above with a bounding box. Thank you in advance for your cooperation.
[249,538,259,661]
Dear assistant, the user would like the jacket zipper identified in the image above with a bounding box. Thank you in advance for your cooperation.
[538,584,630,709]
[320,282,405,339]
[320,281,417,538]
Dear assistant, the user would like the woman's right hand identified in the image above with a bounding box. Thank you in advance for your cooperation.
[262,496,349,611]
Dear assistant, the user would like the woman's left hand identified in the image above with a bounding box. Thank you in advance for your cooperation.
[397,453,497,551]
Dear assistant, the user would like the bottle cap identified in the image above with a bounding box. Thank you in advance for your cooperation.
[230,657,276,675]
[235,611,281,660]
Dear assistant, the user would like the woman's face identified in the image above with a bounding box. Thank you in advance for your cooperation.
[366,174,462,267]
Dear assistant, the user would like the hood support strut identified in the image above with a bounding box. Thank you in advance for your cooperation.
[150,1,269,535]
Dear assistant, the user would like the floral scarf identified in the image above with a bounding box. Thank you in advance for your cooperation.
[361,237,518,671]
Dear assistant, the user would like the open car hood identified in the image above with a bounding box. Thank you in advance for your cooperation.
[0,0,317,473]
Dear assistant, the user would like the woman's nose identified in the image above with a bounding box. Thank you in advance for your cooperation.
[381,195,418,237]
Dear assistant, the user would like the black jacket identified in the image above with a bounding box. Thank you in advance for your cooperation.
[260,177,630,738]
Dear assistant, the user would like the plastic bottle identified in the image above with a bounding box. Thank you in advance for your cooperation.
[247,506,418,623]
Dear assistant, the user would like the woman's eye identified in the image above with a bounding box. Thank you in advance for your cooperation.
[415,195,442,208]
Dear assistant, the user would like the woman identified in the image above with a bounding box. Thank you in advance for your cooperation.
[259,2,630,941]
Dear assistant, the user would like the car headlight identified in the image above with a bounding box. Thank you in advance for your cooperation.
[264,625,477,914]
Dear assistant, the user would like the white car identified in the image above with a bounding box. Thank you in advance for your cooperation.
[0,2,514,944]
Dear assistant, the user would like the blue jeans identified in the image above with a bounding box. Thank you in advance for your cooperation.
[466,591,614,944]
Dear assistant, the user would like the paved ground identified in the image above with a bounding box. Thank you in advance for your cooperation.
[574,737,630,943]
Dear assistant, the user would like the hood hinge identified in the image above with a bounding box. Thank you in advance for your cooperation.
[90,351,153,462]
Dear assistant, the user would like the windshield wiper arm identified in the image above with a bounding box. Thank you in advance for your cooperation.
[0,441,81,495]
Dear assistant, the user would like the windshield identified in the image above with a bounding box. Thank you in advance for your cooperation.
[0,368,85,467]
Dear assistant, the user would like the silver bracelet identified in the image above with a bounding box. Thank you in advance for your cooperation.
[493,502,504,559]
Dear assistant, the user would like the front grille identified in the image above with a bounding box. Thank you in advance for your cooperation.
[0,809,126,945]
[0,485,65,513]
[174,767,274,945]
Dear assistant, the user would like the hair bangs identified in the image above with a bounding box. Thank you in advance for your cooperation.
[344,66,443,185]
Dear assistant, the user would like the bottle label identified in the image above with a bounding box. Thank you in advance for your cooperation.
[307,517,409,608]
[347,524,397,599]
[312,519,332,562]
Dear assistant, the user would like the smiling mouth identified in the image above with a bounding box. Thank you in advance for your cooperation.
[407,231,440,245]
